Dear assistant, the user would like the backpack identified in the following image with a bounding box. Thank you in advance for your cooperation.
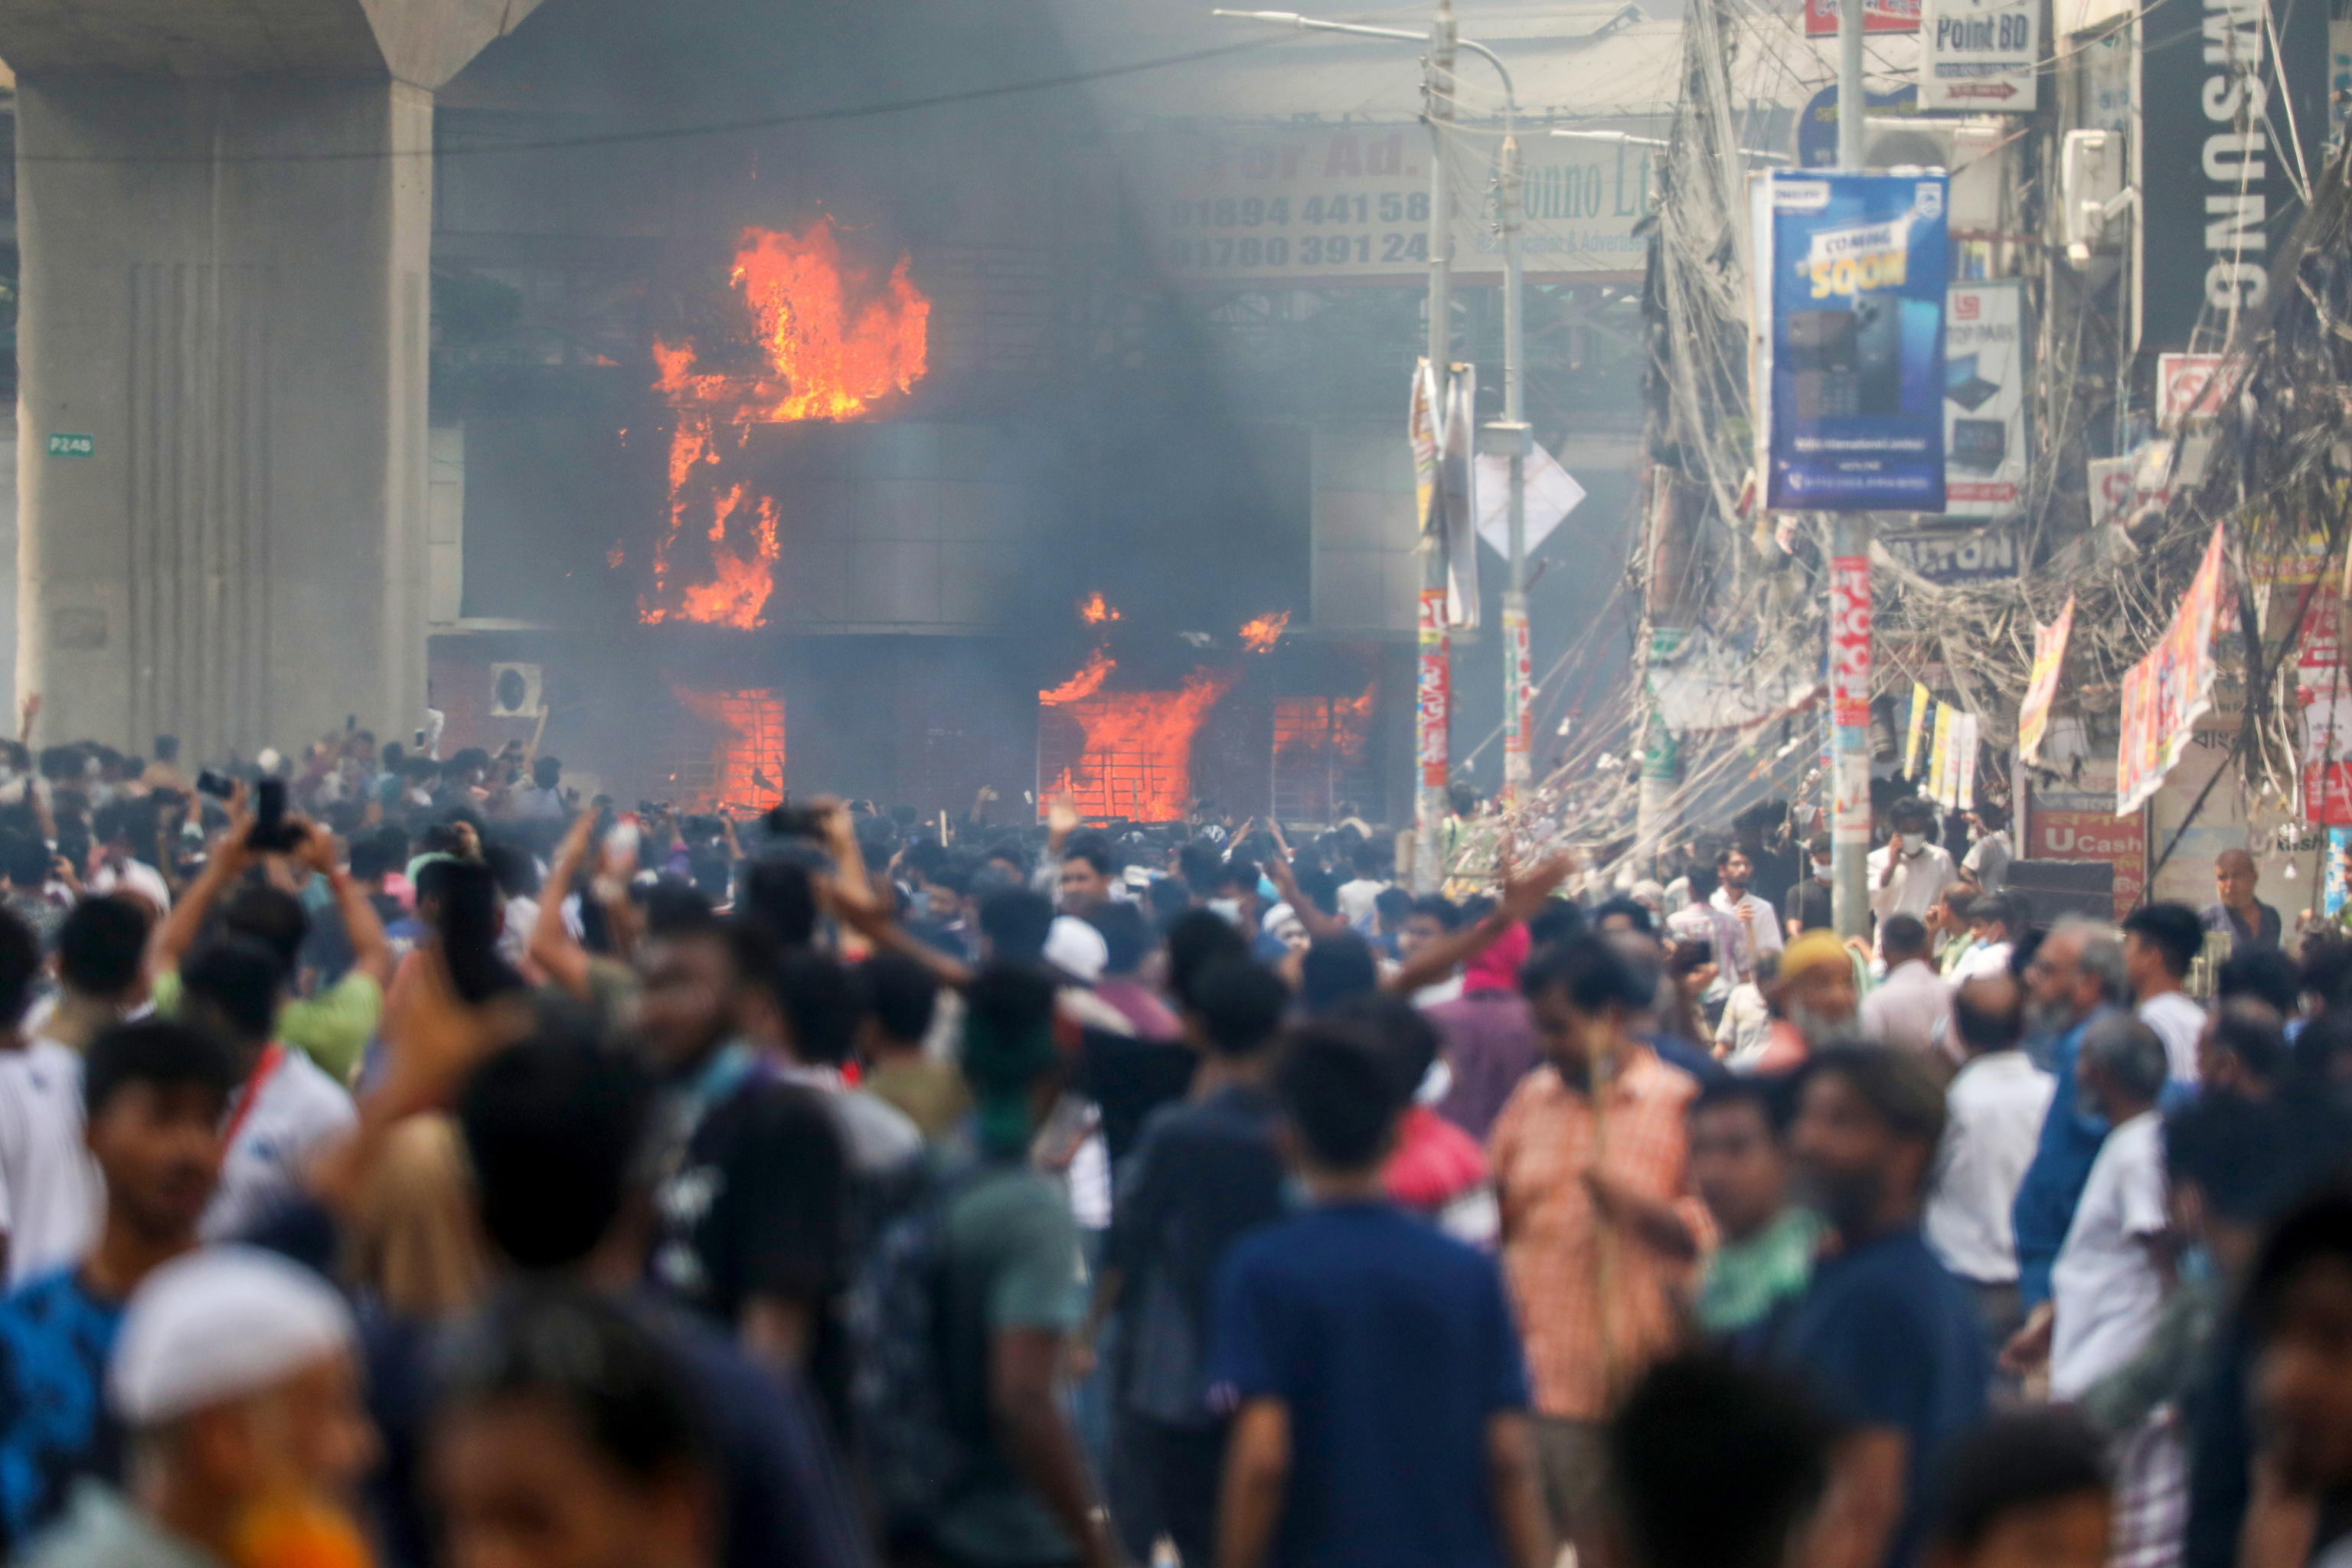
[846,1160,985,1537]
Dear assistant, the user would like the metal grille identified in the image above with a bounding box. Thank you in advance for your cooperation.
[665,688,786,812]
[1271,694,1380,825]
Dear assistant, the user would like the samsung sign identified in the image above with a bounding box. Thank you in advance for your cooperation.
[2139,0,2329,351]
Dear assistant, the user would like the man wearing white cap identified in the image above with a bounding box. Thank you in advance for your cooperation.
[23,1246,374,1568]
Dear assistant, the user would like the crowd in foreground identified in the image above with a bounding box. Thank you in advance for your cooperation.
[0,725,2344,1568]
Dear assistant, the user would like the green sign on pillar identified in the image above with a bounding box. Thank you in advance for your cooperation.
[45,434,93,459]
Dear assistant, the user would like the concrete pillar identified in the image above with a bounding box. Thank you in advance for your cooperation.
[0,0,540,758]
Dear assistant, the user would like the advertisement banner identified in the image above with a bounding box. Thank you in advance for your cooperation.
[1904,681,1931,776]
[1130,124,1652,287]
[1803,0,1921,34]
[2157,354,2247,430]
[1410,361,1439,534]
[1503,603,1532,769]
[1440,368,1481,629]
[1956,711,1980,809]
[1928,704,1953,803]
[1830,554,1873,727]
[2017,594,2076,766]
[1880,525,2019,583]
[2139,0,2329,352]
[1923,0,2039,108]
[1416,588,1450,788]
[1943,282,2027,516]
[2298,594,2352,825]
[2329,827,2351,919]
[2117,523,2231,815]
[1756,171,1949,511]
[2088,451,2171,535]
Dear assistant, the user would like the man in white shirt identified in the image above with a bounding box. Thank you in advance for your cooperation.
[1867,797,1960,930]
[2122,900,2209,1086]
[177,938,356,1241]
[1925,973,2055,1345]
[1949,893,2020,985]
[1859,915,1953,1058]
[1960,803,2014,893]
[1668,864,1748,998]
[2017,1014,2171,1397]
[0,903,102,1287]
[1336,842,1392,929]
[1710,848,1785,985]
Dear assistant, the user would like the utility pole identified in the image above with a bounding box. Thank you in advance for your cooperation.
[1415,0,1457,893]
[1829,0,1873,940]
[1491,135,1534,804]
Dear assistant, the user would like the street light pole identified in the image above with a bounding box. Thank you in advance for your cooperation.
[1494,136,1533,802]
[1829,0,1874,942]
[1417,0,1458,892]
[1213,3,1525,878]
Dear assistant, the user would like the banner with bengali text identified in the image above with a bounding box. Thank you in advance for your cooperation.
[2117,524,2229,815]
[2017,594,2074,766]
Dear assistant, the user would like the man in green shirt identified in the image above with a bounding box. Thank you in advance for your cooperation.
[1688,1077,1823,1352]
[926,962,1119,1568]
[145,802,392,1085]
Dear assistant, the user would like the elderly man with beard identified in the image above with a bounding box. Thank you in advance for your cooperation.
[2006,917,2130,1376]
[1782,1048,1990,1568]
[1744,931,1859,1074]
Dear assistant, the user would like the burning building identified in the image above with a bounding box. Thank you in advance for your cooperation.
[403,0,1650,821]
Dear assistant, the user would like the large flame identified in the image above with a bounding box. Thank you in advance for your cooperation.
[1240,612,1291,653]
[639,218,929,628]
[1040,648,1117,707]
[1040,669,1234,823]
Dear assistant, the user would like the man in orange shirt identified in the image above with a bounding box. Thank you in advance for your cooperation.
[1490,932,1713,1560]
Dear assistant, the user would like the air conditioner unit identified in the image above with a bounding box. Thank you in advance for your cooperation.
[1862,116,2013,233]
[488,663,544,719]
[2060,128,2128,255]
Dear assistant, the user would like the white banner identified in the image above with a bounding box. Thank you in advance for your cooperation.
[1130,124,1653,286]
[1923,0,2040,109]
[1943,281,2027,517]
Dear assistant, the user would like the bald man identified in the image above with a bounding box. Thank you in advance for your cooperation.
[2200,848,2282,950]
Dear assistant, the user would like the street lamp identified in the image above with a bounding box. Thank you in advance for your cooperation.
[1214,4,1538,862]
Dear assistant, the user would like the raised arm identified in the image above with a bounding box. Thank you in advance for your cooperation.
[148,795,256,978]
[528,812,599,1001]
[1383,851,1573,995]
[298,822,393,987]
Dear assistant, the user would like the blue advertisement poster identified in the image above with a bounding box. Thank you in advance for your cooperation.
[1756,170,1949,511]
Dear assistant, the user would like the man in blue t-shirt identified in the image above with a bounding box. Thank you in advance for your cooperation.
[0,1020,237,1554]
[1210,1024,1550,1568]
[1781,1047,1990,1568]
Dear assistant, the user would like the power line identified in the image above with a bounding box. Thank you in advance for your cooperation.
[16,34,1307,168]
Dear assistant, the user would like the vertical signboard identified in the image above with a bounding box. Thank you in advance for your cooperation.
[1756,171,1950,511]
[1416,589,1450,789]
[2138,0,2330,351]
[1942,282,2027,517]
[1830,554,1873,729]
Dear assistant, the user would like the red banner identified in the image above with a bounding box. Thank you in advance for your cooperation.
[1417,588,1451,788]
[1830,554,1873,730]
[1803,0,1922,35]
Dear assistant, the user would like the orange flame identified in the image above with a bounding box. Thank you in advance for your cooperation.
[671,686,788,810]
[642,218,930,627]
[1040,648,1117,707]
[1039,669,1234,823]
[1240,612,1291,653]
[1079,593,1122,626]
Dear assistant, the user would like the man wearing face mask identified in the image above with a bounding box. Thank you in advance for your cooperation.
[1867,799,1958,933]
[1786,835,1836,939]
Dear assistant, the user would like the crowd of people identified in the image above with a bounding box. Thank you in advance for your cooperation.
[0,720,2342,1568]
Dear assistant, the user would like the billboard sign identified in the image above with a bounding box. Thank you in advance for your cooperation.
[1755,171,1949,511]
[1804,0,1921,35]
[1922,0,2039,109]
[2138,0,2330,351]
[1943,281,2027,516]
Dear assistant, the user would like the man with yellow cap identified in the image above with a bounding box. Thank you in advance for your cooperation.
[1748,931,1860,1073]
